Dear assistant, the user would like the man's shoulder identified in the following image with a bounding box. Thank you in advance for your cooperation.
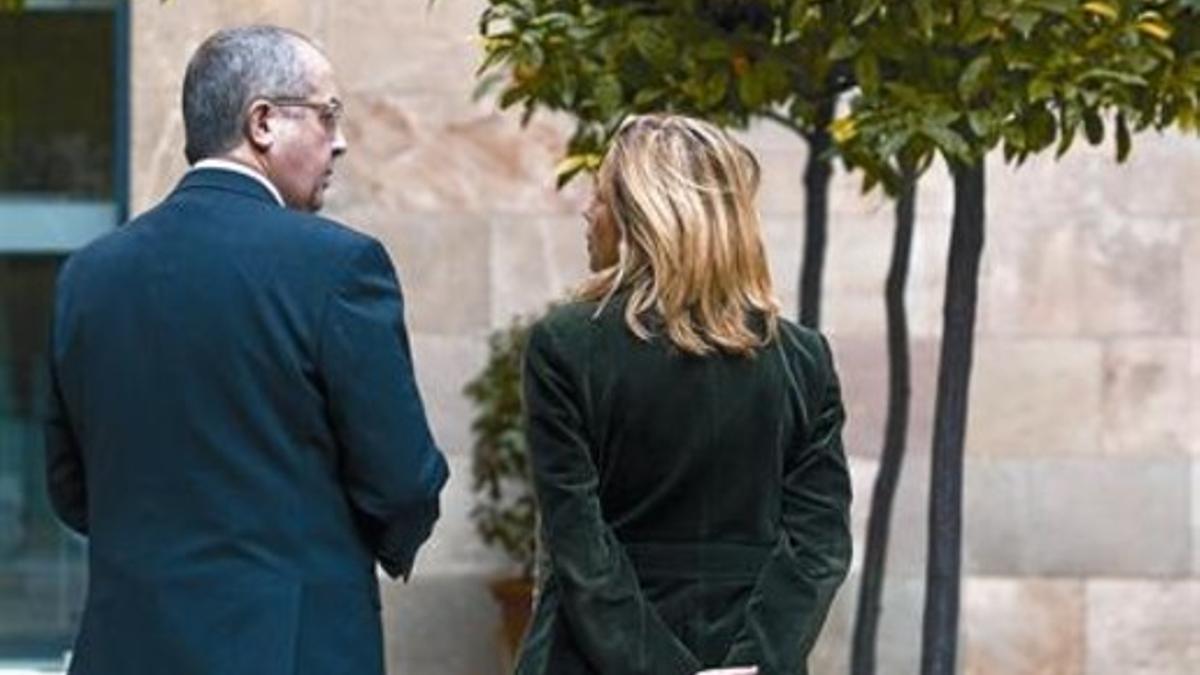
[278,209,378,255]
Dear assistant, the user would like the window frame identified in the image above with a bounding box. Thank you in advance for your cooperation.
[0,0,130,253]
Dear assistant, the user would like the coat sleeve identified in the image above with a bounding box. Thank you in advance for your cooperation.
[317,238,449,580]
[523,320,701,675]
[722,333,853,675]
[44,324,88,536]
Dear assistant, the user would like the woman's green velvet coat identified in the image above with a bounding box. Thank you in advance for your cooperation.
[513,299,853,675]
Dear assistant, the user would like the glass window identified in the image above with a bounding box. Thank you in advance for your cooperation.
[0,0,127,253]
[0,0,127,668]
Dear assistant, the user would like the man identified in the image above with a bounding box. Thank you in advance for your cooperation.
[43,25,449,675]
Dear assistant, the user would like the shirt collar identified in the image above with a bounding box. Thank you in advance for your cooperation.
[190,158,286,207]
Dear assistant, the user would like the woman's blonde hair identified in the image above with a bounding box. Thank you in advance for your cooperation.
[578,114,780,357]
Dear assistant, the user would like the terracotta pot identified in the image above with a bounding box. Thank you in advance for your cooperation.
[489,576,534,671]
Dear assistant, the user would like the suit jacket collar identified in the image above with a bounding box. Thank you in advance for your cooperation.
[174,167,286,208]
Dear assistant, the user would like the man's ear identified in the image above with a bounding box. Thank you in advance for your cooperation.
[245,100,274,152]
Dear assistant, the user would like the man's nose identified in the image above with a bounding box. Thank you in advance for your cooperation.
[332,126,348,157]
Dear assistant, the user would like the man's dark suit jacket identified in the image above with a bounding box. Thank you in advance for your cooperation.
[43,168,449,675]
[514,300,852,675]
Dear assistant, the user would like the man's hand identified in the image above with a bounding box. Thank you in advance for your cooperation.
[695,668,758,675]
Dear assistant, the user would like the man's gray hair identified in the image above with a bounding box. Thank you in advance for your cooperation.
[182,25,316,163]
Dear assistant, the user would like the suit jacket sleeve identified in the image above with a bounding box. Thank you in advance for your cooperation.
[44,299,88,536]
[523,320,702,675]
[318,238,449,580]
[722,333,852,675]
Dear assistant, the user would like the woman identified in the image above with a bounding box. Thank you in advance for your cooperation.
[515,114,852,675]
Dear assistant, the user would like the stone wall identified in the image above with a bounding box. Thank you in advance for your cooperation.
[131,1,1198,673]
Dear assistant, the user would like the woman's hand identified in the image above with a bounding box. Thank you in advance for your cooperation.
[695,668,758,675]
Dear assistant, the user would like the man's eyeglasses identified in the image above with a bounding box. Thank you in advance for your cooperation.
[268,97,344,131]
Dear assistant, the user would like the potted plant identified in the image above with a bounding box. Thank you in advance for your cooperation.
[464,315,538,668]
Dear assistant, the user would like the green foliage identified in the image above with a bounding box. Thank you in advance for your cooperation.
[463,315,538,578]
[477,0,1200,191]
[835,0,1200,189]
[477,0,855,185]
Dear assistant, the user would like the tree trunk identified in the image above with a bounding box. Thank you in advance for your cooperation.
[798,97,835,328]
[850,163,917,675]
[920,159,985,675]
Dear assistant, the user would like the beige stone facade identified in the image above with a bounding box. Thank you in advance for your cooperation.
[131,1,1198,673]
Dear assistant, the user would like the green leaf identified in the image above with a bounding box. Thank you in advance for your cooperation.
[633,86,667,109]
[962,18,997,44]
[758,59,791,101]
[828,36,863,61]
[853,0,884,26]
[1056,120,1077,158]
[594,75,623,116]
[1026,106,1057,151]
[956,0,977,29]
[737,66,767,107]
[967,109,994,138]
[1079,68,1148,87]
[855,51,881,96]
[915,0,936,41]
[1115,112,1131,162]
[958,54,993,101]
[631,21,675,70]
[700,70,730,108]
[1028,77,1056,102]
[695,39,731,62]
[555,153,598,189]
[499,86,527,110]
[1025,0,1074,15]
[1083,108,1104,145]
[922,123,971,159]
[1010,10,1041,38]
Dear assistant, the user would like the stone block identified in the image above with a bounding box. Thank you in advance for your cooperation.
[753,149,807,216]
[985,145,1104,222]
[760,215,802,322]
[352,214,491,335]
[1187,224,1200,339]
[733,119,807,157]
[410,334,488,458]
[902,198,956,340]
[1085,580,1200,675]
[967,339,1102,457]
[1092,131,1200,220]
[1044,458,1184,576]
[327,92,587,218]
[489,215,588,328]
[980,217,1083,337]
[831,334,938,463]
[409,453,512,579]
[847,457,879,575]
[963,460,1034,575]
[1180,223,1200,338]
[962,577,1085,675]
[1192,344,1200,458]
[812,573,928,675]
[1192,458,1199,575]
[326,0,486,100]
[1100,339,1191,456]
[382,573,504,675]
[965,457,1192,576]
[820,209,904,336]
[1077,212,1186,337]
[855,445,931,579]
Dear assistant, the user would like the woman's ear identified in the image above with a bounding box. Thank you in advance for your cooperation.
[244,100,274,152]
